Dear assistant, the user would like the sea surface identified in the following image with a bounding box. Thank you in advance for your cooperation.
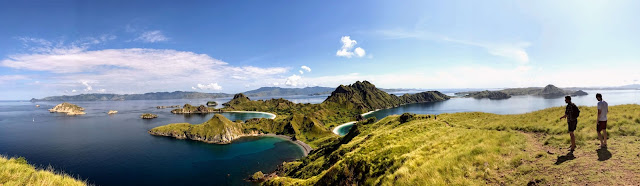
[0,98,306,185]
[337,89,640,135]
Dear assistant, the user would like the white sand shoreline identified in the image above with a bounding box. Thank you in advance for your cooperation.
[360,109,380,117]
[225,111,276,119]
[332,121,356,135]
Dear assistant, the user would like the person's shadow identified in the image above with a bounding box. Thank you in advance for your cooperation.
[597,147,612,161]
[555,151,576,165]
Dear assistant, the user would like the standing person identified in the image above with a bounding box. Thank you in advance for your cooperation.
[596,93,608,148]
[560,96,580,151]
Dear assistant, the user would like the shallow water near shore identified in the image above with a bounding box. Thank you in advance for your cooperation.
[0,99,304,185]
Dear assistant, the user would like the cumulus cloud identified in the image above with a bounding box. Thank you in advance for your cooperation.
[195,83,223,91]
[336,36,367,58]
[135,30,169,43]
[301,65,311,72]
[354,47,366,57]
[299,70,304,74]
[285,74,301,86]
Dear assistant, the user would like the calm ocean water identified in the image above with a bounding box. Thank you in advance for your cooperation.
[0,98,305,186]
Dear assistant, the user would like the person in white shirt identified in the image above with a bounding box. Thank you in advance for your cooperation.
[596,93,608,148]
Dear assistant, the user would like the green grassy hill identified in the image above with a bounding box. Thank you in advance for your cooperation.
[265,104,640,185]
[149,114,245,144]
[0,155,86,186]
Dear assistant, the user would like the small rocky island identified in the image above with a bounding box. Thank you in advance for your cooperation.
[141,113,158,119]
[206,101,217,106]
[49,102,86,115]
[171,104,218,114]
[156,105,180,109]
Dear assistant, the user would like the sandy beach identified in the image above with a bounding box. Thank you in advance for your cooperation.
[225,111,277,119]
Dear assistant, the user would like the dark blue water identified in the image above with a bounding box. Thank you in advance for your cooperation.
[0,99,304,185]
[334,90,640,135]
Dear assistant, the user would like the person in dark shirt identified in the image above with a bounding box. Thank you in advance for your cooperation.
[560,96,579,151]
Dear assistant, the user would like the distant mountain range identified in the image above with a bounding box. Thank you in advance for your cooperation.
[456,84,588,99]
[31,86,335,102]
[30,91,232,102]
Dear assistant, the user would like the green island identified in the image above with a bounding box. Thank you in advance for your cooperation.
[0,155,86,186]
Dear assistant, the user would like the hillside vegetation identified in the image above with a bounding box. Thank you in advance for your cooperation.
[0,155,86,186]
[151,81,450,148]
[266,104,640,185]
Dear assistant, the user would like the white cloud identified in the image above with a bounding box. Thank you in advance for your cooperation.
[135,30,169,43]
[1,41,290,94]
[336,36,367,58]
[272,82,280,86]
[285,74,301,86]
[195,83,222,91]
[301,65,311,72]
[299,70,304,74]
[81,81,93,91]
[377,29,530,64]
[443,37,530,64]
[71,89,77,93]
[354,47,366,57]
[0,75,28,83]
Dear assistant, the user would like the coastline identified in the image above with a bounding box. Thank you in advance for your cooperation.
[332,121,356,135]
[332,109,381,135]
[360,109,380,117]
[225,111,277,119]
[246,134,312,156]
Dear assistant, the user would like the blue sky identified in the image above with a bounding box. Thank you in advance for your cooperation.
[1,0,639,99]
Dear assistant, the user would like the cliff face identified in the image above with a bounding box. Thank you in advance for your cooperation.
[148,114,245,144]
[48,103,86,115]
[322,81,450,113]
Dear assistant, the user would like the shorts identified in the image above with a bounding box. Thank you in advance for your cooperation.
[597,121,607,131]
[568,120,577,132]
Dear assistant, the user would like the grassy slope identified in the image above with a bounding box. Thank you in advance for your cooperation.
[0,156,86,186]
[267,104,640,185]
[149,114,243,140]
